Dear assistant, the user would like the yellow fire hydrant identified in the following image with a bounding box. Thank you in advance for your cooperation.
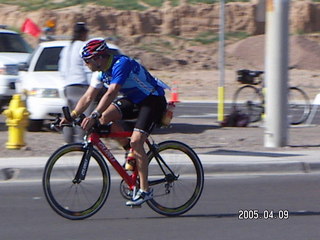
[3,94,29,149]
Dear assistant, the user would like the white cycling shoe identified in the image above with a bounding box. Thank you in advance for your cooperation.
[126,189,153,207]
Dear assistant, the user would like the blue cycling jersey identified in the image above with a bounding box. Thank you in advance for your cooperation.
[90,55,166,103]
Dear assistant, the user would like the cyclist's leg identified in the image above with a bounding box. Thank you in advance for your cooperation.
[100,101,131,147]
[125,96,166,205]
[130,130,149,191]
[131,95,167,191]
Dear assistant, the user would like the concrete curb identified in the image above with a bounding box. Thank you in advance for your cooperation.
[1,150,320,181]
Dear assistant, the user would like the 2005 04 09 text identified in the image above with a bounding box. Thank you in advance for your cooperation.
[238,209,289,220]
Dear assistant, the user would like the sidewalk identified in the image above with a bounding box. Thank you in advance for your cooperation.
[1,116,320,181]
[1,149,320,181]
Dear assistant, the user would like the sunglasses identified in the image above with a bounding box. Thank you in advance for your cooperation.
[84,58,94,64]
[84,55,102,64]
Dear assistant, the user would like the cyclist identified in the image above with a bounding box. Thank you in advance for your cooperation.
[60,38,168,206]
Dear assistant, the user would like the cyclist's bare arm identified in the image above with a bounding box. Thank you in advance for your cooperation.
[95,83,121,116]
[75,86,100,115]
[81,83,121,131]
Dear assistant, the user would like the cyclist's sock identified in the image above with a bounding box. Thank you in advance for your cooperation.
[122,140,131,151]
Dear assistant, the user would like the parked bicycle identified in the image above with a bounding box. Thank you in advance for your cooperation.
[232,69,311,125]
[42,107,204,220]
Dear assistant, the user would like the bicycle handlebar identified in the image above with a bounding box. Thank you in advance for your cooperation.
[50,107,110,134]
[238,65,297,79]
[50,107,85,131]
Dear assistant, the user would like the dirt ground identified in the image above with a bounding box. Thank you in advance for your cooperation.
[151,68,320,103]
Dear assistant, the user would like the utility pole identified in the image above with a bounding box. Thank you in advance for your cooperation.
[218,0,225,122]
[264,0,290,147]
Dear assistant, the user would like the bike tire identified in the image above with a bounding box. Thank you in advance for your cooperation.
[42,143,111,220]
[288,86,311,125]
[146,141,204,216]
[232,85,264,123]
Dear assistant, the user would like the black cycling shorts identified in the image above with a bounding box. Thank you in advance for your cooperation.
[112,95,167,134]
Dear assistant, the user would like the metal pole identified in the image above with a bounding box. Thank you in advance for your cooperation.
[218,0,225,122]
[264,0,290,147]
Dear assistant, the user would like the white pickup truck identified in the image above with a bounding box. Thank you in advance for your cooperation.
[0,26,32,110]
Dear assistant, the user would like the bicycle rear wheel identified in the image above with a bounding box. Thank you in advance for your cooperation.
[43,143,110,220]
[146,141,204,216]
[288,87,311,125]
[233,85,264,123]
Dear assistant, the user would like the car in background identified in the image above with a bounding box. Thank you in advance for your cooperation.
[19,40,122,131]
[0,25,32,110]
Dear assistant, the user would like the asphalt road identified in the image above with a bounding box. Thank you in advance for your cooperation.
[175,101,320,125]
[2,101,319,127]
[1,173,320,240]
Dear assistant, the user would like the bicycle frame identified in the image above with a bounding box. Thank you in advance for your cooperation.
[80,130,177,191]
[88,131,139,191]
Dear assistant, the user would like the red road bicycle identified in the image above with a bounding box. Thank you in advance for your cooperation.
[42,107,204,220]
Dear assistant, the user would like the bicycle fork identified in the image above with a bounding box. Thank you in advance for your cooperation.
[72,142,93,184]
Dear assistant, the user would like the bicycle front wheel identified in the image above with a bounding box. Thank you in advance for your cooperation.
[43,143,111,220]
[288,87,311,125]
[146,141,204,216]
[233,85,264,123]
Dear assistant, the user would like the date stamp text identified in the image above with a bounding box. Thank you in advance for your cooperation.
[238,209,289,220]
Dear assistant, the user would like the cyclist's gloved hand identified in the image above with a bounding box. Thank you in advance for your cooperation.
[81,116,97,131]
[81,111,101,131]
[59,117,71,127]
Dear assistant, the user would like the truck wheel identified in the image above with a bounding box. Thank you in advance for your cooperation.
[27,120,43,132]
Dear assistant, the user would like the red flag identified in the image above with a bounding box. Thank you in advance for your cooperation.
[21,18,41,37]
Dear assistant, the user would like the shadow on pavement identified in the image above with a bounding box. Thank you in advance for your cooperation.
[0,122,6,131]
[153,123,220,135]
[1,120,220,134]
[206,149,304,158]
[289,144,320,148]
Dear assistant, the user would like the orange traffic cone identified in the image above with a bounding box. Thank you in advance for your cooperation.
[170,83,180,103]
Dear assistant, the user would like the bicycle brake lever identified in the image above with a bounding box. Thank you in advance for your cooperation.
[50,118,62,131]
[51,124,62,132]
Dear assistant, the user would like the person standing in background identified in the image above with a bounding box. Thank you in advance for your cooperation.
[58,22,94,143]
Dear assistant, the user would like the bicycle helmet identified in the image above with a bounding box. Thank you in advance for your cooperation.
[80,38,110,60]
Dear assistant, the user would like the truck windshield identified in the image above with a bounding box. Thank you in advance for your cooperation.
[34,46,63,71]
[0,33,32,53]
